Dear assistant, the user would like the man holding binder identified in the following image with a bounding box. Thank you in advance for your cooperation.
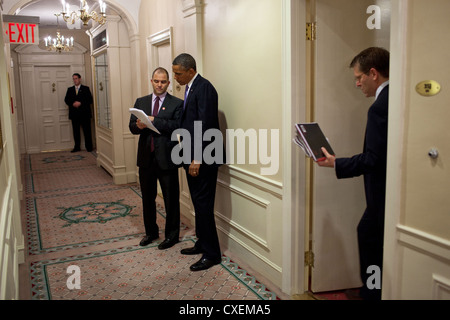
[129,67,183,250]
[318,47,390,300]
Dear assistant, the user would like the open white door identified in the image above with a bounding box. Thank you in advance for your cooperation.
[308,0,391,293]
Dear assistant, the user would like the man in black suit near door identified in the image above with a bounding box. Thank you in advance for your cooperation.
[318,47,390,300]
[64,73,94,152]
[129,67,184,250]
[172,53,223,272]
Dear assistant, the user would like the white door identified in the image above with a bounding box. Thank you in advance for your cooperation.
[384,0,450,300]
[34,66,73,152]
[308,0,391,293]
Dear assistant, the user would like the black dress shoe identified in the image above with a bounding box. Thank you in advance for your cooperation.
[71,148,80,153]
[190,257,222,272]
[180,246,203,255]
[139,235,159,247]
[158,239,179,250]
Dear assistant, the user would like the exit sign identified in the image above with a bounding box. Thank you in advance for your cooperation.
[3,15,39,45]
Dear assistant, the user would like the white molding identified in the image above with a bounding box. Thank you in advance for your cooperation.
[14,41,88,55]
[397,224,450,261]
[216,223,282,274]
[215,210,269,250]
[432,274,450,300]
[0,175,20,299]
[181,0,203,18]
[149,27,172,46]
[382,0,411,300]
[146,27,173,93]
[220,165,283,199]
[217,178,270,209]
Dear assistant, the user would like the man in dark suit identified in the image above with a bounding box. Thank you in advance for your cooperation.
[129,67,184,250]
[172,53,223,271]
[64,73,94,152]
[318,47,390,300]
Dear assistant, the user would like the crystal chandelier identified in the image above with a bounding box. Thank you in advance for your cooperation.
[45,14,74,53]
[60,0,107,27]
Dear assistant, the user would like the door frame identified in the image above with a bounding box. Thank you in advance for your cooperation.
[281,0,308,295]
[14,43,88,154]
[283,0,394,296]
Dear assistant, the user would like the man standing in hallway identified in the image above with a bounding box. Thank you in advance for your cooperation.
[129,67,183,250]
[64,73,94,152]
[317,47,390,300]
[172,53,223,271]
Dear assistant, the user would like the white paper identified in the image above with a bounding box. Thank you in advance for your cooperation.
[293,136,312,158]
[129,108,160,134]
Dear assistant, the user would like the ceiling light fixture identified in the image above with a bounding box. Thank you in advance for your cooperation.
[45,14,74,53]
[60,0,107,27]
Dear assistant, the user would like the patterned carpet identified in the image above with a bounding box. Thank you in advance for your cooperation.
[22,151,280,301]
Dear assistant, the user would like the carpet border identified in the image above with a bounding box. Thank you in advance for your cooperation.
[29,240,279,301]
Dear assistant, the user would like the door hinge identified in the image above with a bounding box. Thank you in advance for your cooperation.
[306,22,317,41]
[305,250,315,268]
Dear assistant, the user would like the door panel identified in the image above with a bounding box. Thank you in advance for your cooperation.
[310,0,391,292]
[35,67,73,151]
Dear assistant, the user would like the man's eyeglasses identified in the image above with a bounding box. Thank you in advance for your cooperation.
[354,72,368,82]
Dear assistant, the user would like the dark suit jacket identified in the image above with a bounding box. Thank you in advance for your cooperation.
[181,74,224,166]
[64,85,93,120]
[129,93,183,171]
[335,85,389,225]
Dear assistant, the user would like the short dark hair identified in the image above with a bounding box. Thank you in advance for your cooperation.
[172,53,197,72]
[152,67,170,79]
[350,47,390,78]
[72,73,81,78]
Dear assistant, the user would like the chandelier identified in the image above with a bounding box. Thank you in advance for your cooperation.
[45,14,74,53]
[60,0,107,27]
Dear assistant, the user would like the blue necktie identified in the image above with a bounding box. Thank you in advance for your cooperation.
[183,85,189,110]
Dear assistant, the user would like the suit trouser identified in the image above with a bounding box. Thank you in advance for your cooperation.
[185,165,221,261]
[139,156,180,241]
[71,117,93,151]
[357,208,384,300]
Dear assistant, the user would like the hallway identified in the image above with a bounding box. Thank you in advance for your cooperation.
[2,0,448,303]
[18,150,289,300]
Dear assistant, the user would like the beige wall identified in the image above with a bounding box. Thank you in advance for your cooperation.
[0,16,25,299]
[138,0,185,96]
[203,0,283,181]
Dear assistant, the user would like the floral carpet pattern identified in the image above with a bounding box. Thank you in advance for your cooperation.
[23,151,279,300]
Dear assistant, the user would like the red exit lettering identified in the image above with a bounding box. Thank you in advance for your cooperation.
[4,22,39,45]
